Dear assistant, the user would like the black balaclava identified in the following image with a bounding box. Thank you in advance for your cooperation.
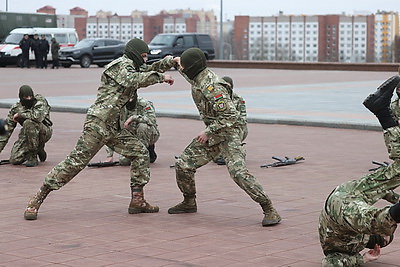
[366,234,394,249]
[124,38,149,70]
[180,48,207,80]
[19,85,35,109]
[126,91,138,111]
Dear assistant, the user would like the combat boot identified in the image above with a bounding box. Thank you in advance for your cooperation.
[25,153,38,167]
[24,184,52,220]
[37,143,47,162]
[363,75,400,114]
[168,194,197,214]
[148,144,157,163]
[260,200,281,226]
[128,186,159,214]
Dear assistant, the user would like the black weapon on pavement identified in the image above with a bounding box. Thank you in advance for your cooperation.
[369,160,390,171]
[260,156,305,168]
[0,159,10,165]
[87,161,120,167]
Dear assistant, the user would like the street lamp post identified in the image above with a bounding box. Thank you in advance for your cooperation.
[219,0,224,59]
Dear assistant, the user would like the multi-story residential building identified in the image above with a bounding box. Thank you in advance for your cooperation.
[86,11,145,42]
[234,13,397,63]
[374,11,399,62]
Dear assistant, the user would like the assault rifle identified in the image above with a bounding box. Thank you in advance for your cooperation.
[260,156,305,168]
[87,161,120,168]
[369,160,390,171]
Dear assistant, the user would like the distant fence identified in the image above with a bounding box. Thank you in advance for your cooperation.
[208,60,400,72]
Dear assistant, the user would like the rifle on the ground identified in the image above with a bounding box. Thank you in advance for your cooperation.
[87,161,120,168]
[0,159,10,165]
[260,156,305,168]
[369,160,390,171]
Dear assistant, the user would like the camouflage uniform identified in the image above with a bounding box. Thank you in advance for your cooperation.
[0,93,52,164]
[319,126,400,266]
[43,55,174,190]
[175,67,274,208]
[390,97,400,120]
[232,92,248,141]
[106,96,160,164]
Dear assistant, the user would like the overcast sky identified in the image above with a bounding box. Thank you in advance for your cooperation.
[2,0,399,20]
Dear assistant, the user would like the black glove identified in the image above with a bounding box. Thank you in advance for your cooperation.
[366,234,394,249]
[0,119,6,135]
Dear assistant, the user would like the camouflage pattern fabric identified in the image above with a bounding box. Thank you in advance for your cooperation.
[175,68,270,204]
[106,96,160,160]
[390,98,400,121]
[0,94,52,164]
[43,55,175,189]
[232,92,248,141]
[319,126,400,266]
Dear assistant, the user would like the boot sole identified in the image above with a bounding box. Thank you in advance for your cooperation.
[262,218,281,226]
[24,211,38,220]
[128,207,159,214]
[168,208,197,214]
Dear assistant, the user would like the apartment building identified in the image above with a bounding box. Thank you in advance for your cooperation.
[374,11,399,62]
[234,12,398,63]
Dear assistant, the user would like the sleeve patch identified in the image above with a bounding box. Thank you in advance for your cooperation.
[215,100,227,111]
[214,94,223,101]
[145,106,152,111]
[207,85,214,91]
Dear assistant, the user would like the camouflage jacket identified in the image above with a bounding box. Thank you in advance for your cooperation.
[320,169,399,266]
[86,55,174,129]
[232,92,247,127]
[0,94,52,152]
[185,68,241,146]
[390,98,400,120]
[120,97,158,130]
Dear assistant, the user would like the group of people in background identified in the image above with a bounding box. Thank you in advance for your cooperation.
[18,34,59,69]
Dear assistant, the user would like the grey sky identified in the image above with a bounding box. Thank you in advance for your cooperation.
[2,0,399,20]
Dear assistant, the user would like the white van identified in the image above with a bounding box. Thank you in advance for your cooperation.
[0,27,78,67]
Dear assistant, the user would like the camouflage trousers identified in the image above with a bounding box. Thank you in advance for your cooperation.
[319,126,400,266]
[10,119,52,164]
[44,116,150,189]
[106,122,159,163]
[175,132,270,204]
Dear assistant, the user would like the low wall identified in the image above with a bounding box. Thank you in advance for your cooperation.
[208,60,400,72]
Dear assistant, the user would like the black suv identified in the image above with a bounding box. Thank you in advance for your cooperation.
[148,33,215,62]
[59,38,125,68]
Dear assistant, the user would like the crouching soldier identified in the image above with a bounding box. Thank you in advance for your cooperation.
[0,85,52,167]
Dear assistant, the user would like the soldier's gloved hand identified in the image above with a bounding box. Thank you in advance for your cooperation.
[0,119,6,135]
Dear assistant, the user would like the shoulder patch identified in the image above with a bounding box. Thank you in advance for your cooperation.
[215,100,227,111]
[207,85,214,91]
[214,94,223,101]
[145,106,151,111]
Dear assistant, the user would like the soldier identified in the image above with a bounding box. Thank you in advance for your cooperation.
[50,38,60,69]
[214,76,248,165]
[105,92,160,164]
[19,34,31,68]
[31,34,40,68]
[319,75,400,266]
[168,48,281,226]
[0,85,52,167]
[38,35,50,69]
[24,38,176,220]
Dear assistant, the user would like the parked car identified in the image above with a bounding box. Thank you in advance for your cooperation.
[0,27,78,67]
[59,38,125,68]
[148,33,215,62]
